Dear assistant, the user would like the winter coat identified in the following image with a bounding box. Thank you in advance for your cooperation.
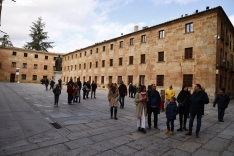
[189,91,209,115]
[118,84,127,96]
[73,85,80,97]
[86,83,91,91]
[53,87,61,95]
[213,94,230,109]
[177,90,191,115]
[91,83,97,91]
[67,86,73,95]
[45,79,49,86]
[77,81,82,89]
[147,90,161,114]
[129,84,133,92]
[166,102,178,120]
[108,88,119,107]
[165,88,175,100]
[135,92,148,118]
[50,80,55,87]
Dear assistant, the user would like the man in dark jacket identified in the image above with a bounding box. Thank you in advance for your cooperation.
[118,81,127,109]
[77,77,82,100]
[213,88,230,122]
[91,81,97,98]
[147,84,161,129]
[185,84,209,138]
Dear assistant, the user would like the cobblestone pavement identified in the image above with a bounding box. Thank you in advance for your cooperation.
[0,82,234,156]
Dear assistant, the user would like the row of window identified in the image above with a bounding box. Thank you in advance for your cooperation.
[12,51,57,60]
[64,48,193,71]
[11,62,53,70]
[64,23,194,61]
[64,74,193,87]
[20,74,38,80]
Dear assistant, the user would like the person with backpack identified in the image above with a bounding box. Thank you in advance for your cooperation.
[53,84,61,107]
[49,79,55,90]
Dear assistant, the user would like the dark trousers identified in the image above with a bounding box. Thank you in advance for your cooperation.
[119,96,125,108]
[189,113,202,134]
[218,107,225,121]
[68,94,72,104]
[129,91,131,97]
[73,96,80,103]
[166,119,174,131]
[91,90,96,98]
[179,112,188,128]
[148,107,158,128]
[83,91,86,99]
[54,95,59,105]
[110,106,117,117]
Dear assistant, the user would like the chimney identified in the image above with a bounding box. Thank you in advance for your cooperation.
[181,15,183,18]
[134,25,138,32]
[206,6,209,10]
[185,14,188,17]
[195,10,198,13]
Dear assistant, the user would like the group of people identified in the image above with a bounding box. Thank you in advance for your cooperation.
[128,83,138,98]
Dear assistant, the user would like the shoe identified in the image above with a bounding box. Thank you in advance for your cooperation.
[94,97,96,99]
[185,132,192,136]
[177,128,182,131]
[183,127,188,131]
[138,127,141,131]
[114,117,118,120]
[148,126,151,129]
[165,129,169,134]
[169,131,174,135]
[154,127,159,130]
[141,128,146,133]
[111,116,113,119]
[219,120,224,122]
[196,133,199,138]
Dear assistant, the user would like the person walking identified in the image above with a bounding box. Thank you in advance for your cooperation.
[91,81,97,98]
[177,85,191,131]
[147,84,161,129]
[185,84,209,138]
[49,79,55,90]
[73,83,80,104]
[77,77,82,101]
[118,81,127,109]
[165,85,175,109]
[58,78,62,89]
[86,81,91,98]
[108,83,119,120]
[45,78,49,91]
[165,97,178,135]
[82,81,87,100]
[135,85,148,134]
[128,83,132,97]
[53,84,61,107]
[67,83,73,105]
[213,88,230,122]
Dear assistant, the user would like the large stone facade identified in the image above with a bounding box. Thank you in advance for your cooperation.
[0,47,62,83]
[61,6,234,101]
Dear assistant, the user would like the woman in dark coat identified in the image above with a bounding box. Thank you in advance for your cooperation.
[177,85,191,131]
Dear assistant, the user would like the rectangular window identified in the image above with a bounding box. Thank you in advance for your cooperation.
[110,59,113,67]
[110,44,114,50]
[45,56,48,60]
[90,50,92,55]
[118,76,122,84]
[185,23,194,33]
[129,56,134,65]
[24,53,28,57]
[34,64,37,69]
[119,58,123,66]
[32,75,37,80]
[139,75,145,85]
[156,75,164,86]
[76,54,77,58]
[72,55,73,59]
[44,65,48,70]
[102,60,105,67]
[79,64,81,70]
[185,48,193,59]
[103,46,105,52]
[95,61,98,68]
[130,38,134,46]
[12,51,17,56]
[71,65,73,70]
[85,51,86,56]
[83,76,85,82]
[35,54,38,58]
[80,53,82,57]
[84,63,86,69]
[96,48,98,53]
[183,74,193,87]
[21,74,26,80]
[158,52,164,62]
[11,62,16,67]
[23,63,27,68]
[141,54,146,63]
[120,41,123,48]
[68,66,70,70]
[159,30,164,39]
[128,75,133,84]
[68,56,69,60]
[75,65,77,70]
[101,76,104,84]
[141,35,146,43]
[95,76,97,83]
[90,62,92,69]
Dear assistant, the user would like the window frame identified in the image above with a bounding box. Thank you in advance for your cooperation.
[22,63,27,68]
[156,75,164,86]
[183,74,193,87]
[129,56,133,65]
[110,59,113,67]
[130,38,134,46]
[32,75,37,80]
[119,58,123,66]
[44,65,48,70]
[11,62,16,67]
[185,23,194,33]
[117,76,122,84]
[141,35,146,43]
[101,76,104,84]
[45,56,48,60]
[102,60,105,67]
[24,53,28,57]
[21,74,26,80]
[110,44,114,50]
[120,41,123,48]
[159,30,164,39]
[185,47,193,59]
[12,51,17,56]
[158,51,164,62]
[140,54,146,64]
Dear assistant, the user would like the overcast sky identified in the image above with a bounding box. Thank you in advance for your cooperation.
[1,0,234,53]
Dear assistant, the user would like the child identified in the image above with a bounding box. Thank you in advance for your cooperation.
[67,83,73,105]
[165,97,178,135]
[73,83,80,103]
[53,84,61,107]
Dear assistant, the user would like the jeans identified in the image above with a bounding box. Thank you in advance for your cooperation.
[148,107,158,128]
[218,107,225,121]
[166,119,174,131]
[119,96,125,108]
[179,112,188,128]
[83,91,86,99]
[91,90,96,98]
[189,113,202,134]
[68,94,72,104]
[54,95,59,105]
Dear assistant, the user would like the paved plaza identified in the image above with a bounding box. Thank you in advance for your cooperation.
[0,82,234,156]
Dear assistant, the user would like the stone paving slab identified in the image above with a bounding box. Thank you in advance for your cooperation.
[1,82,234,155]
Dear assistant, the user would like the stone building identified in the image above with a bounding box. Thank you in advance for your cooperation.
[0,47,61,83]
[61,6,234,101]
